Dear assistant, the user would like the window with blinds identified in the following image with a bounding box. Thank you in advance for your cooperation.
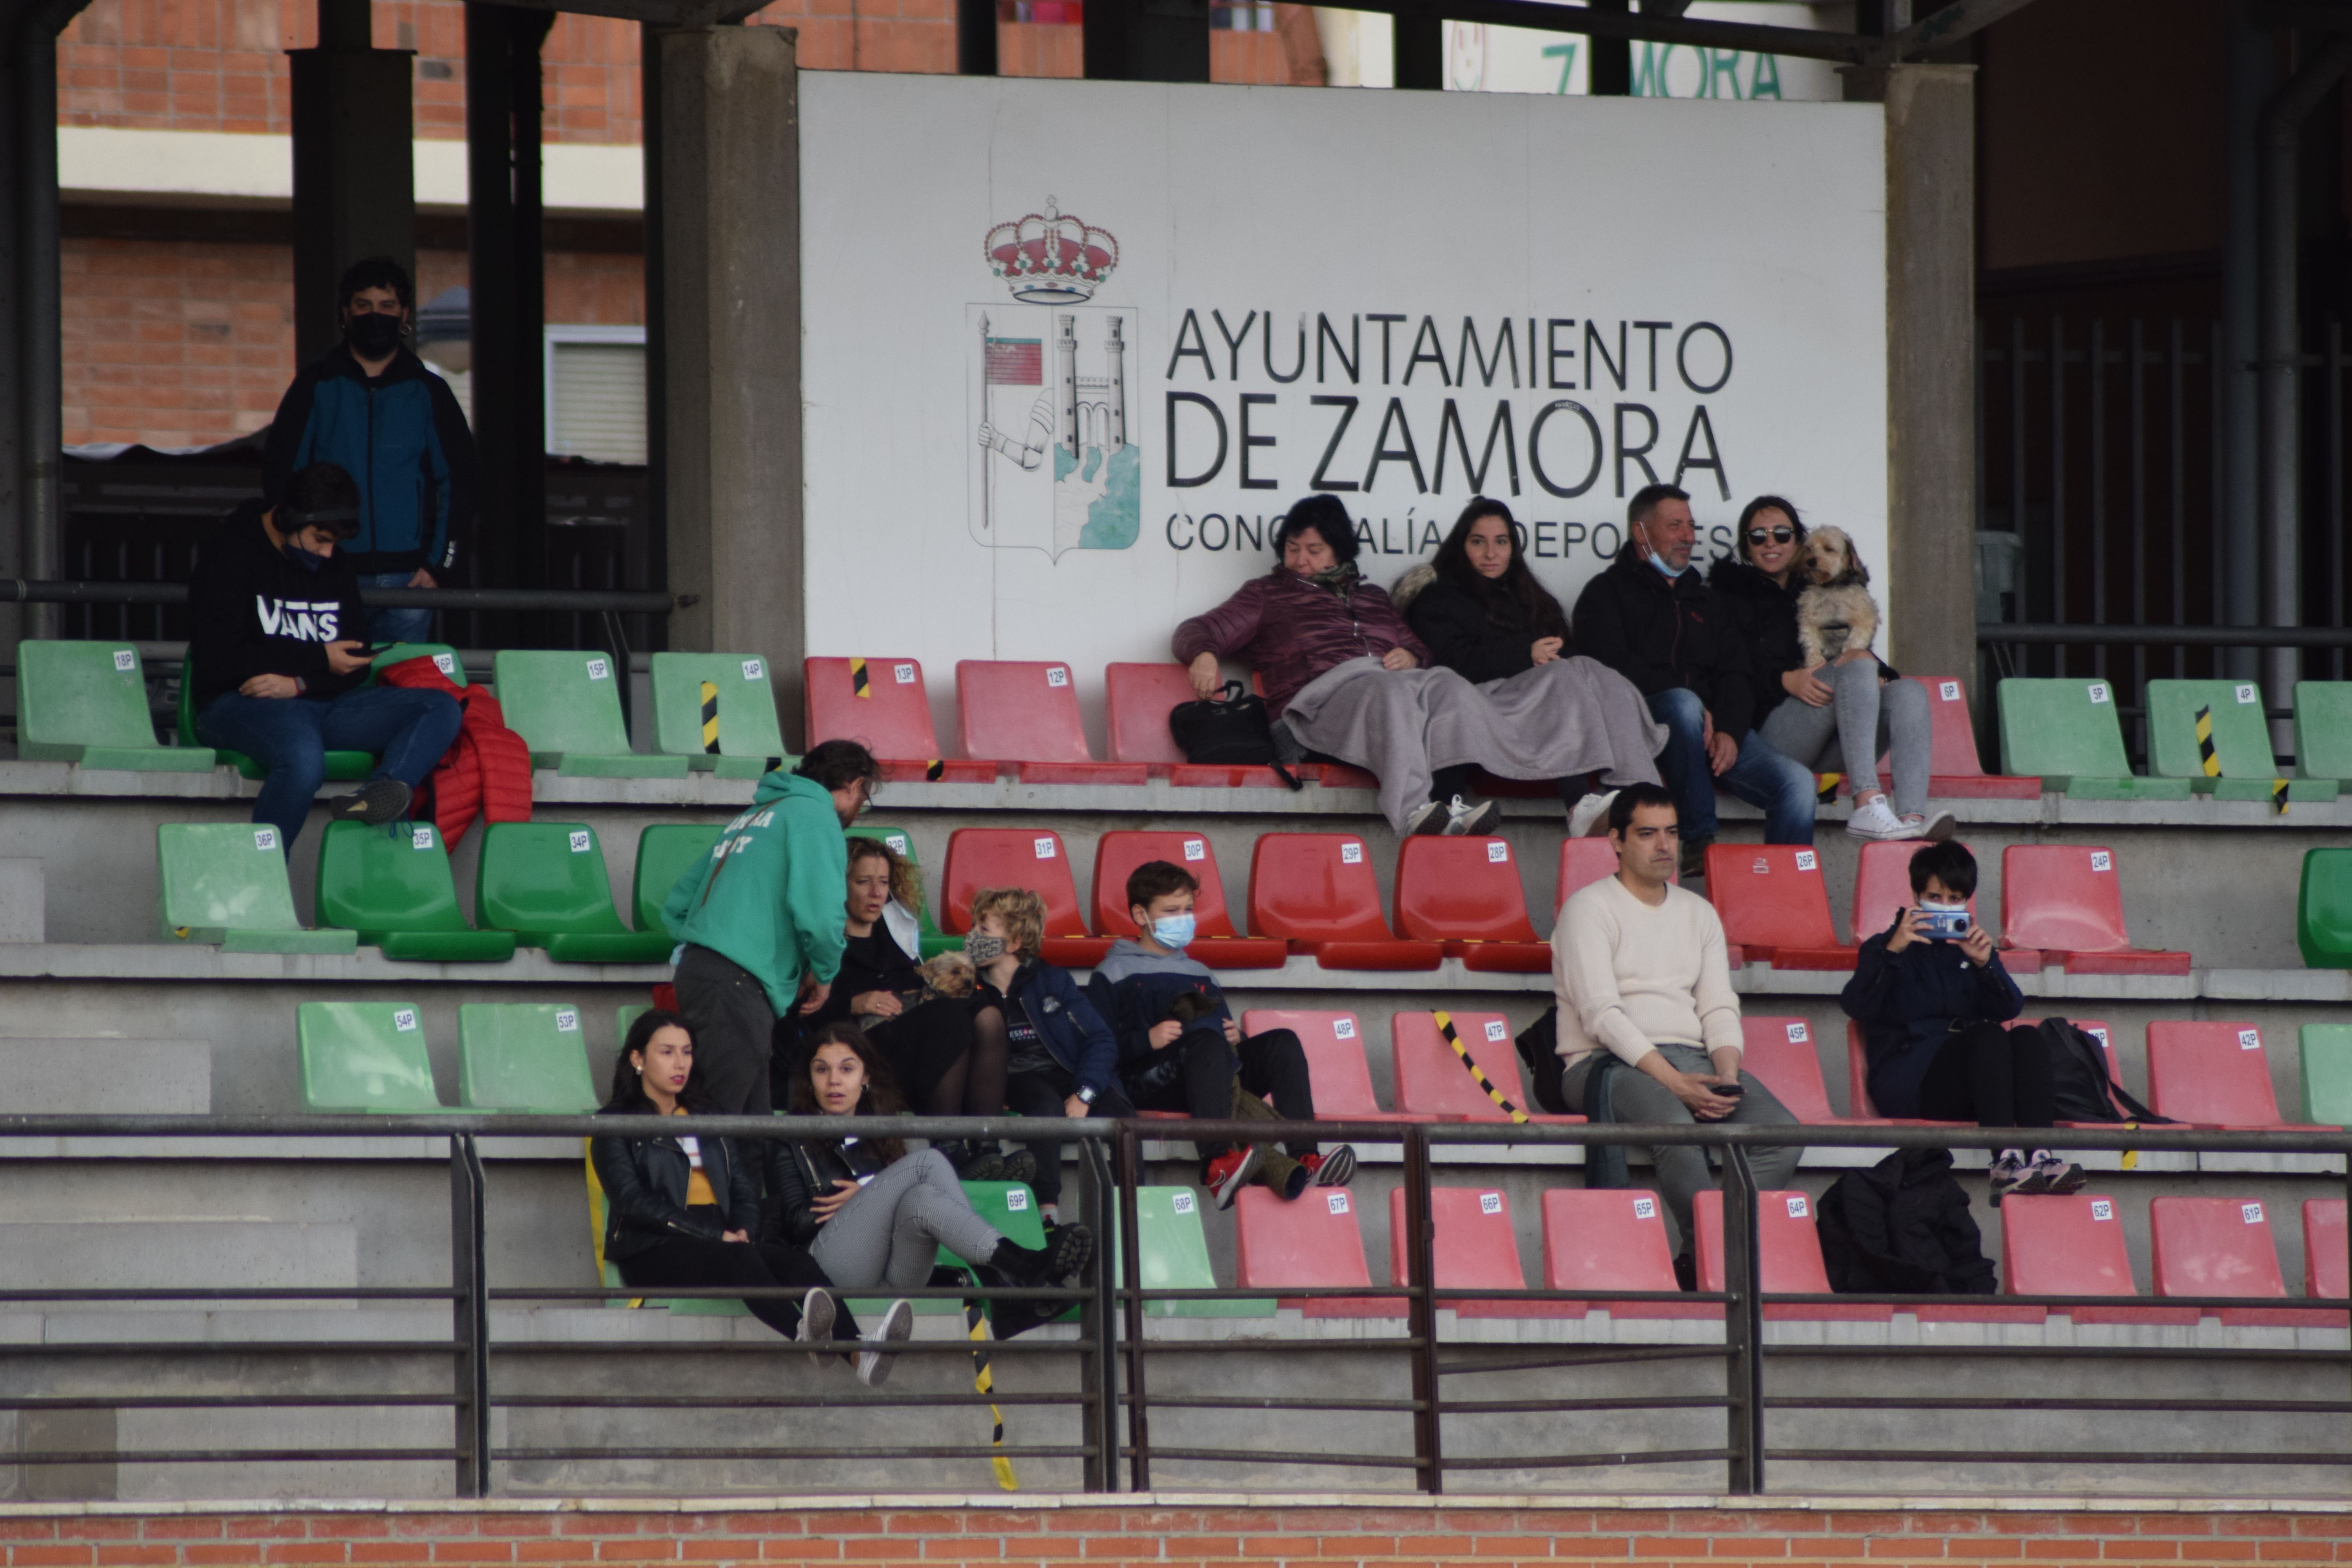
[547,337,647,465]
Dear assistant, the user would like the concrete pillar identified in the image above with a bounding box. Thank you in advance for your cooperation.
[956,0,995,74]
[1082,0,1207,82]
[652,25,804,735]
[1586,0,1630,94]
[289,0,417,368]
[1877,64,1978,704]
[2220,2,2268,678]
[1392,2,1441,89]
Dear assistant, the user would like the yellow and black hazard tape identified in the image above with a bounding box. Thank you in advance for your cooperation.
[926,759,947,781]
[1432,1009,1529,1124]
[699,680,722,755]
[850,657,873,699]
[964,1294,1019,1491]
[2195,703,2290,813]
[1815,771,1842,804]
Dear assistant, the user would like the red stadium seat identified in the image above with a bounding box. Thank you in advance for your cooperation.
[1232,1183,1392,1316]
[1554,838,1628,914]
[803,657,995,782]
[2145,1022,2323,1129]
[1694,1189,1891,1321]
[1105,662,1298,787]
[2001,1193,2196,1324]
[1704,844,1855,969]
[1739,1016,1867,1125]
[2149,1196,2330,1327]
[2305,1201,2348,1321]
[1872,677,2042,800]
[1240,1009,1428,1122]
[1541,1189,1719,1319]
[1393,837,1549,973]
[2000,845,2189,975]
[1388,1186,1565,1318]
[1089,831,1286,969]
[1390,1011,1580,1122]
[955,661,1148,785]
[1849,838,2040,972]
[1247,833,1442,970]
[939,827,1109,967]
[1843,1020,1966,1124]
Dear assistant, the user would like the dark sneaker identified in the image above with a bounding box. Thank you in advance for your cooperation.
[1301,1146,1356,1187]
[1987,1151,2039,1207]
[1679,836,1713,882]
[795,1286,837,1366]
[328,778,412,826]
[1446,796,1503,836]
[1044,1220,1094,1284]
[1403,799,1448,837]
[1204,1145,1261,1209]
[2028,1151,2087,1196]
[1672,1251,1697,1292]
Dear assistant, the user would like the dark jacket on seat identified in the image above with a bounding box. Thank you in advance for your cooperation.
[1816,1147,1997,1296]
[1708,556,1900,728]
[1840,919,2025,1118]
[1570,552,1758,742]
[1403,572,1573,686]
[589,1099,760,1262]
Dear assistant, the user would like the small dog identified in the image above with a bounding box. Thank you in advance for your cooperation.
[918,950,977,1001]
[1796,525,1881,666]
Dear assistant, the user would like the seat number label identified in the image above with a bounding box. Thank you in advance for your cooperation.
[2088,682,2111,703]
[570,831,592,853]
[1484,1020,1508,1043]
[1341,843,1363,864]
[412,827,434,850]
[2243,1202,2265,1224]
[1047,666,1069,688]
[1785,1196,1809,1219]
[1939,681,1961,701]
[113,649,135,671]
[2089,851,2112,871]
[1184,838,1206,861]
[2088,1027,2109,1045]
[434,653,456,675]
[884,835,908,855]
[1632,1197,1657,1220]
[894,663,916,684]
[586,659,610,681]
[253,828,277,853]
[1479,1191,1502,1215]
[1005,1189,1028,1211]
[2091,1200,2114,1221]
[555,1010,579,1032]
[393,1008,418,1032]
[1172,1191,1195,1215]
[1487,842,1508,863]
[1794,851,1818,872]
[1786,1022,1808,1042]
[742,659,763,680]
[2239,1029,2261,1051]
[1333,1018,1357,1040]
[2236,684,2257,704]
[1034,837,1056,859]
[1327,1191,1350,1215]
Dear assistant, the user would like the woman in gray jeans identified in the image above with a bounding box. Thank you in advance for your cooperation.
[764,1023,1094,1339]
[1708,495,1953,843]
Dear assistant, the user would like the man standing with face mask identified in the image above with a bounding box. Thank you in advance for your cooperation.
[262,256,475,646]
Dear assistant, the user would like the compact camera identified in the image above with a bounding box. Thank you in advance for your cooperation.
[1916,905,1972,941]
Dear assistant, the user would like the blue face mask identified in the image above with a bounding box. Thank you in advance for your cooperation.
[283,543,327,573]
[1648,550,1682,579]
[1149,912,1197,951]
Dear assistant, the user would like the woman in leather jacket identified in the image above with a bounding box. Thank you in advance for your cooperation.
[590,1009,913,1385]
[766,1023,1093,1338]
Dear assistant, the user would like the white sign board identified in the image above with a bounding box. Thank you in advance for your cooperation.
[802,76,1887,729]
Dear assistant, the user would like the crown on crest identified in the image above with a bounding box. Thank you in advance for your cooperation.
[984,198,1119,305]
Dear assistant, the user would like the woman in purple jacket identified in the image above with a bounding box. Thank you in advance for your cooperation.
[1175,496,1664,837]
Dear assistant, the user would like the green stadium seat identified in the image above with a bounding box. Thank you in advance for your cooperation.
[458,1002,599,1111]
[157,822,358,953]
[632,823,722,940]
[314,820,516,961]
[856,823,963,958]
[2299,1024,2352,1127]
[369,642,467,686]
[2299,848,2352,969]
[476,822,675,962]
[297,1000,449,1111]
[650,652,790,779]
[1996,677,2192,799]
[2294,682,2352,783]
[1121,1184,1273,1318]
[177,653,373,783]
[18,641,216,771]
[2145,679,2333,802]
[492,650,688,778]
[615,1003,651,1042]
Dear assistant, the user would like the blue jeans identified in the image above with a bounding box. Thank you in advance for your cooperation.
[196,685,463,853]
[1646,687,1815,845]
[358,571,432,646]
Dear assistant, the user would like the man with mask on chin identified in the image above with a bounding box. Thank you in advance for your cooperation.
[1571,483,1816,880]
[262,256,475,646]
[187,461,464,854]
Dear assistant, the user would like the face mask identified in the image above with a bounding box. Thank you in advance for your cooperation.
[964,931,1007,965]
[346,311,403,359]
[1149,913,1196,951]
[1648,550,1682,578]
[283,543,326,573]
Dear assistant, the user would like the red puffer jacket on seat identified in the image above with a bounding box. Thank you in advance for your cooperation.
[376,657,533,848]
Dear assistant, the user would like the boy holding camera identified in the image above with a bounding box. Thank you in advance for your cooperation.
[1842,840,2084,1203]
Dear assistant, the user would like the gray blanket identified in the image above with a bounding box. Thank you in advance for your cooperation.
[1279,655,1667,832]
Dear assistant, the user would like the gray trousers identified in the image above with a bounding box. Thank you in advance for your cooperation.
[672,944,778,1115]
[1759,659,1932,818]
[808,1148,1008,1292]
[1561,1042,1805,1250]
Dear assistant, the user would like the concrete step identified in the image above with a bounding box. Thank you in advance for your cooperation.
[3,1038,209,1113]
[0,1218,357,1294]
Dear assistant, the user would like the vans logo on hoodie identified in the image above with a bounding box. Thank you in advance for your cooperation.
[255,596,342,642]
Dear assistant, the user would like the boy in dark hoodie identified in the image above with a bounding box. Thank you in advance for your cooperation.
[187,461,462,853]
[1085,860,1356,1207]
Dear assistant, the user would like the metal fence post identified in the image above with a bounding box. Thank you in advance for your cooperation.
[449,1133,491,1499]
[1720,1142,1765,1495]
[1115,1123,1151,1493]
[1403,1125,1443,1493]
[1078,1134,1118,1492]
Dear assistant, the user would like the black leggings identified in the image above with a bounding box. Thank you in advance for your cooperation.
[616,1232,855,1341]
[1129,1027,1317,1159]
[871,996,1009,1119]
[1916,1022,2056,1129]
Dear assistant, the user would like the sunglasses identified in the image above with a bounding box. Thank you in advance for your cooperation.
[1745,526,1796,545]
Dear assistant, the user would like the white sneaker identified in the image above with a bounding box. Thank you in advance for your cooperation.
[1445,796,1502,836]
[1403,799,1447,837]
[1568,789,1618,838]
[1903,809,1957,843]
[1843,797,1908,840]
[855,1298,914,1387]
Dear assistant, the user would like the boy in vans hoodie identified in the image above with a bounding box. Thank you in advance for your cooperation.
[187,461,462,854]
[1085,860,1355,1207]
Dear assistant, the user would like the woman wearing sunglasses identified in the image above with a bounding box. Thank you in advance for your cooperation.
[1708,496,1952,842]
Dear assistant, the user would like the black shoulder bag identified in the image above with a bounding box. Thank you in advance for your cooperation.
[1168,680,1301,790]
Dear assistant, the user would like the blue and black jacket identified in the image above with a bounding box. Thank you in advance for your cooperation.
[263,343,475,582]
[992,958,1120,1102]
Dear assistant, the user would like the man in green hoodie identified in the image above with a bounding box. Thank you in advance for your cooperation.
[663,740,882,1113]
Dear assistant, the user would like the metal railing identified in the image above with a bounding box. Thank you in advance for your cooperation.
[0,1112,2346,1497]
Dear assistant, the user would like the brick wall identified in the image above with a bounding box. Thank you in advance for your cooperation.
[0,1499,2348,1566]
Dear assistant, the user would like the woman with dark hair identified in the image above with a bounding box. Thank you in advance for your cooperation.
[1175,494,1663,837]
[588,1009,914,1385]
[766,1022,1094,1339]
[1708,496,1948,842]
[1397,497,1665,834]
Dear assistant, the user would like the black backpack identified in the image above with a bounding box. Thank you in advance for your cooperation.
[1817,1147,1998,1296]
[2038,1018,2173,1124]
[1168,681,1301,789]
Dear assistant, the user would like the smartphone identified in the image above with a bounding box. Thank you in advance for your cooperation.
[1917,907,1972,941]
[1714,1082,1745,1097]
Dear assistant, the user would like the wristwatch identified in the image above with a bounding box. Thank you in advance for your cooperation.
[293,676,308,695]
[1075,1086,1097,1106]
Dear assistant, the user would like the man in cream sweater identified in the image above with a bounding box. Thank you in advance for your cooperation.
[1552,781,1804,1263]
